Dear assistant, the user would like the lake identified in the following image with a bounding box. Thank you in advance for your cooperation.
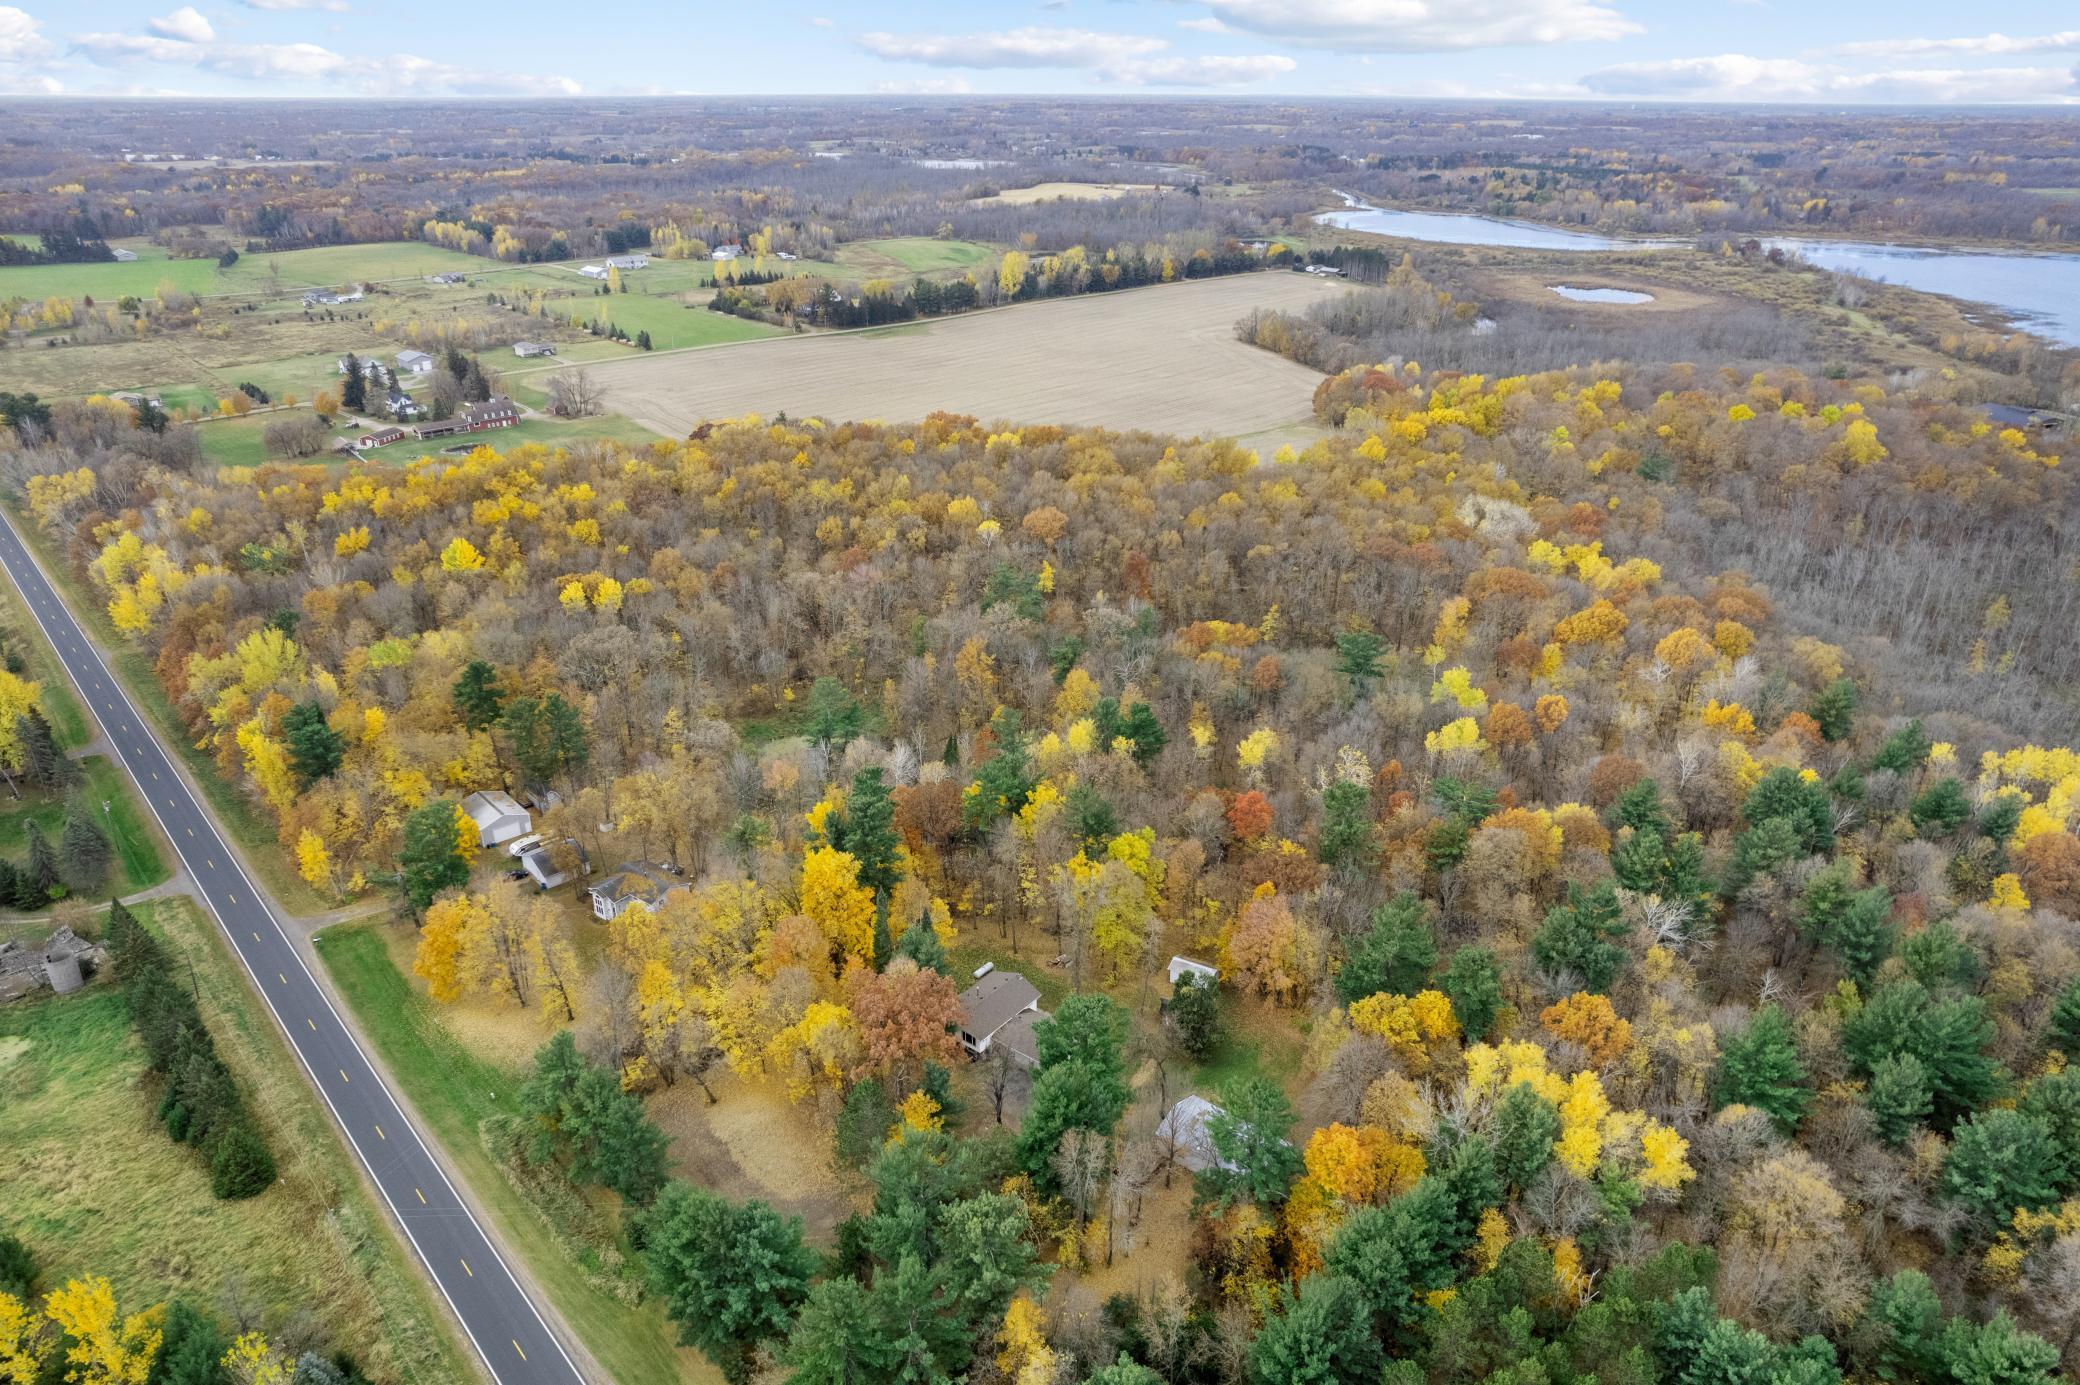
[1322,194,2080,346]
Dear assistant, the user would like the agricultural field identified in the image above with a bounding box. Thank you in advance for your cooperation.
[589,271,1352,446]
[833,237,998,277]
[971,181,1162,204]
[0,899,472,1385]
[0,238,493,302]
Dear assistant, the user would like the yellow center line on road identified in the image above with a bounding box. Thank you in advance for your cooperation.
[461,1258,473,1277]
[339,1069,350,1083]
[415,1188,426,1204]
[277,973,286,984]
[513,1342,527,1362]
[307,1018,316,1030]
[375,1125,385,1140]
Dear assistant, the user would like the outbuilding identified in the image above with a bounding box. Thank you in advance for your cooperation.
[460,790,531,848]
[1168,956,1218,989]
[1155,1095,1238,1173]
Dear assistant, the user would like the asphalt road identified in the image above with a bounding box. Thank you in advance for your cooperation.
[0,511,588,1385]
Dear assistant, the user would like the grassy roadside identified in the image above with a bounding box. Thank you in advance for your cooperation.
[317,922,699,1385]
[0,754,167,894]
[0,899,474,1384]
[3,504,329,913]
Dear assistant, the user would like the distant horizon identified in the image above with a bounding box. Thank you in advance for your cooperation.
[1,1,2076,105]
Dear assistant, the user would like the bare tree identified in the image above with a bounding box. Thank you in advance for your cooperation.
[546,367,606,419]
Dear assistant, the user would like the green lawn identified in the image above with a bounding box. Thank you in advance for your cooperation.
[540,292,783,352]
[0,755,166,896]
[4,507,330,914]
[0,240,491,304]
[841,237,997,275]
[318,923,699,1385]
[0,899,472,1385]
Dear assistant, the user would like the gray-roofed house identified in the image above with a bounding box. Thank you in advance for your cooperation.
[394,349,436,375]
[520,845,572,891]
[989,1006,1049,1069]
[1155,1095,1239,1173]
[957,969,1041,1058]
[461,790,531,848]
[588,863,681,921]
[512,341,557,358]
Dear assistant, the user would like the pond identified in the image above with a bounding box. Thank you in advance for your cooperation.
[1321,193,2080,346]
[1550,285,1655,305]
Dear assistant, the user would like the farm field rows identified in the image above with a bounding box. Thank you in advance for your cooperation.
[590,271,1353,443]
[0,239,494,301]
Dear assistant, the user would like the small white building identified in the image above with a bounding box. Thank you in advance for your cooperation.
[394,349,435,375]
[460,790,531,849]
[520,845,571,891]
[512,341,557,358]
[1168,956,1218,989]
[710,245,740,262]
[1155,1096,1238,1173]
[111,247,139,262]
[578,264,610,280]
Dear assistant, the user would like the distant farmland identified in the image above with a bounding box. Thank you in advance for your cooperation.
[588,273,1354,446]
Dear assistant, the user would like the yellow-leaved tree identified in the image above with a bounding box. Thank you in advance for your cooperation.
[43,1276,162,1385]
[800,845,876,965]
[0,668,42,774]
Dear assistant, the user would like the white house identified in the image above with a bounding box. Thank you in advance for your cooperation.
[394,349,435,375]
[603,253,649,270]
[710,245,740,262]
[956,970,1041,1058]
[461,791,531,849]
[1168,956,1218,989]
[578,264,610,280]
[520,845,571,892]
[1155,1096,1239,1173]
[588,863,680,921]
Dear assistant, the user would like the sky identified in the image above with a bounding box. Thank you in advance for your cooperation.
[1,0,2078,104]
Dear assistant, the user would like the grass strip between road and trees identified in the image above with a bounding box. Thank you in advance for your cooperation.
[317,922,699,1385]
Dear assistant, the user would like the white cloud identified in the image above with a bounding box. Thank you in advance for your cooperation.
[0,6,53,63]
[148,6,215,43]
[1836,31,2080,59]
[1179,0,1640,52]
[857,26,1164,68]
[238,0,350,11]
[1108,52,1296,84]
[70,26,582,94]
[1177,16,1230,32]
[1579,52,2080,103]
[875,76,975,93]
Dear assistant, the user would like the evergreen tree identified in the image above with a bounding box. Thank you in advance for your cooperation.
[1440,946,1503,1041]
[1942,1109,2061,1230]
[0,1227,35,1299]
[1809,677,1858,742]
[1249,1275,1384,1385]
[210,1122,277,1199]
[1828,887,1895,988]
[892,920,950,975]
[1493,1081,1561,1191]
[803,677,864,751]
[1531,882,1628,993]
[1910,778,1973,838]
[2052,978,2080,1057]
[1335,893,1434,1004]
[783,1278,892,1385]
[1609,778,1672,837]
[1936,1312,2062,1385]
[1167,972,1221,1059]
[1866,1053,1934,1147]
[830,767,900,899]
[1742,766,1835,855]
[1855,1271,1944,1385]
[452,660,505,732]
[22,819,60,903]
[57,799,112,893]
[1333,630,1384,697]
[1713,1005,1810,1134]
[1316,779,1376,871]
[16,709,68,788]
[150,1299,230,1385]
[642,1181,817,1384]
[501,693,588,786]
[1064,781,1117,851]
[1870,719,1932,775]
[282,700,346,786]
[2018,1067,2080,1187]
[1199,1076,1303,1209]
[399,799,468,910]
[340,356,365,411]
[1843,981,2004,1128]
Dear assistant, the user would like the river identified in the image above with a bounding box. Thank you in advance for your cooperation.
[1321,194,2080,347]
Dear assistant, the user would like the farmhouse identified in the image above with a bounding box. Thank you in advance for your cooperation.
[604,253,649,270]
[460,790,531,848]
[427,271,467,285]
[394,349,435,375]
[587,863,682,921]
[578,264,610,280]
[710,244,741,262]
[385,389,424,420]
[512,341,557,358]
[354,425,404,448]
[956,968,1041,1058]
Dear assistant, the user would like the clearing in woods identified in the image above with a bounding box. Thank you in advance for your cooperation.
[589,272,1354,446]
[971,181,1164,205]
